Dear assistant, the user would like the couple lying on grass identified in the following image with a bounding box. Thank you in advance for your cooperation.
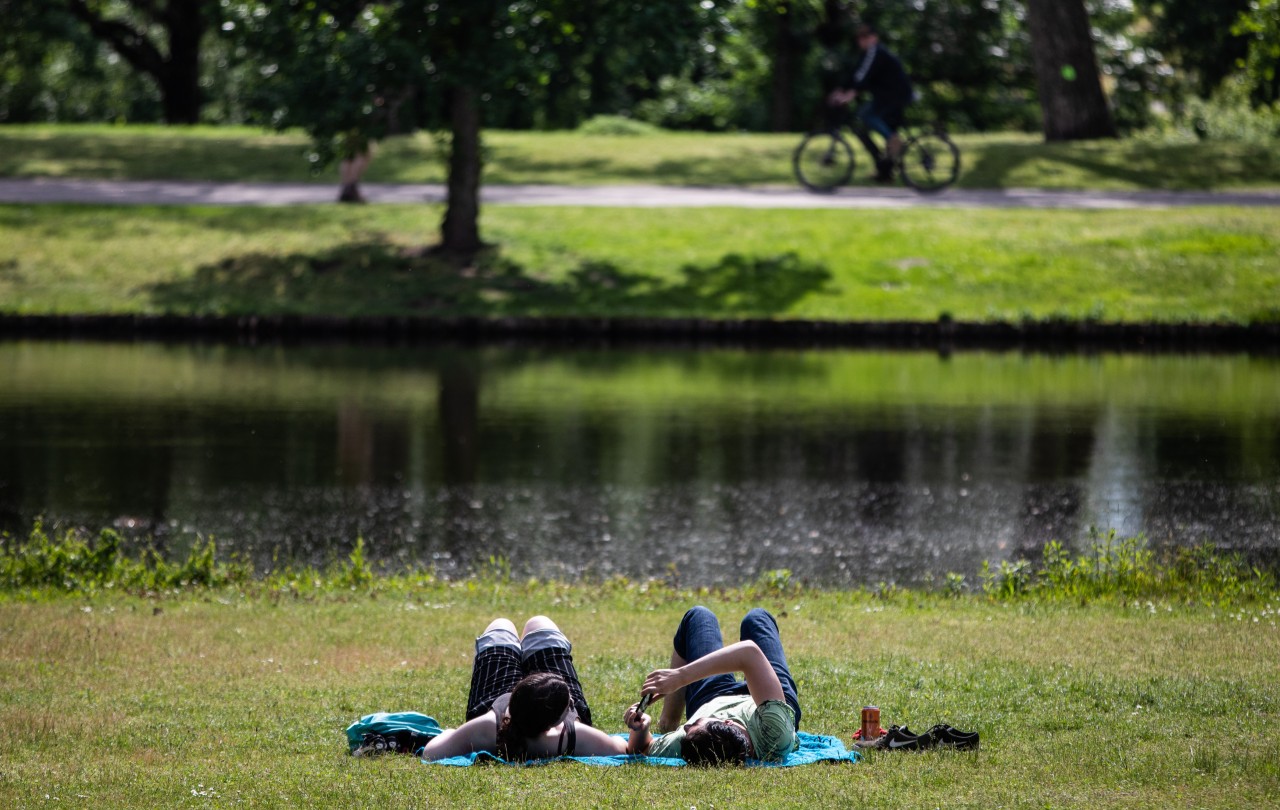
[421,606,801,765]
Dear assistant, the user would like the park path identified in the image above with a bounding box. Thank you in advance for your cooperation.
[2,177,1280,209]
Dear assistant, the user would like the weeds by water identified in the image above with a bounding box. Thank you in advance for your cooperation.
[2,521,1273,608]
[978,529,1276,606]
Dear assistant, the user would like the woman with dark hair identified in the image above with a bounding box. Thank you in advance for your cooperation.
[422,616,652,761]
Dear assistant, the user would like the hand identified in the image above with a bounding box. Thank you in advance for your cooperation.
[642,668,684,699]
[827,88,856,106]
[623,704,652,733]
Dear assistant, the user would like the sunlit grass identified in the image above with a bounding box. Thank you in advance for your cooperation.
[2,579,1278,809]
[2,124,1278,190]
[2,204,1278,324]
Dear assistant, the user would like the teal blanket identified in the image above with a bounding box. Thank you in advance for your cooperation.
[425,731,861,768]
[347,712,861,766]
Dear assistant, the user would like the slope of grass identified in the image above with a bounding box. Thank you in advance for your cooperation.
[2,124,1278,190]
[2,203,1278,324]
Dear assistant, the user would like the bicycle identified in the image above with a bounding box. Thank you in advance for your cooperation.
[792,115,961,194]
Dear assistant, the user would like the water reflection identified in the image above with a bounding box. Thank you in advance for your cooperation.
[1,341,1277,586]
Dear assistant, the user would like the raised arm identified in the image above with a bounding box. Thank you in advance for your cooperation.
[642,640,784,706]
[419,714,498,760]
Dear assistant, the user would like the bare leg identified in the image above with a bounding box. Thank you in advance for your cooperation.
[656,649,688,733]
[485,617,517,636]
[338,151,371,203]
[523,615,559,636]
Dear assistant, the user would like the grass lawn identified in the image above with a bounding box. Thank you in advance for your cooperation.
[2,124,1279,191]
[1,203,1277,324]
[2,584,1278,809]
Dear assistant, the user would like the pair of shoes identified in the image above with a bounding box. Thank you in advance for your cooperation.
[921,723,980,750]
[854,724,924,751]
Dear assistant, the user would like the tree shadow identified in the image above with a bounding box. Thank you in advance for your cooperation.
[963,138,1279,190]
[146,235,835,319]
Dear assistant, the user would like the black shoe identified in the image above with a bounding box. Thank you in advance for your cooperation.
[856,724,923,751]
[922,723,980,750]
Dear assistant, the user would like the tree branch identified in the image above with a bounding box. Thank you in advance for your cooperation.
[65,0,167,77]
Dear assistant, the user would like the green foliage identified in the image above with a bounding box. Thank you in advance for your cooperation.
[1233,0,1280,105]
[575,115,663,136]
[4,522,1275,609]
[1131,0,1254,97]
[0,520,249,594]
[331,537,375,590]
[978,530,1276,605]
[1181,81,1280,143]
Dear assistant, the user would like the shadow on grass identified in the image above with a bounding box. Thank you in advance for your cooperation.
[0,131,319,183]
[146,235,835,319]
[962,139,1280,190]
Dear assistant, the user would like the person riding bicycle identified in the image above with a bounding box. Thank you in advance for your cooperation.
[827,22,913,183]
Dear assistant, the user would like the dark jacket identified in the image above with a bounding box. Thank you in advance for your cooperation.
[849,44,913,108]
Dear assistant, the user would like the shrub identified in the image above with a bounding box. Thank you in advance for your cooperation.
[576,115,663,136]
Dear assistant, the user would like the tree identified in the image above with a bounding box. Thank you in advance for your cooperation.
[232,1,712,255]
[1234,0,1280,105]
[1132,0,1252,98]
[59,0,213,124]
[1023,0,1116,140]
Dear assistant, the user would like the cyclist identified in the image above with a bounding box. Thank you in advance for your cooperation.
[826,22,914,183]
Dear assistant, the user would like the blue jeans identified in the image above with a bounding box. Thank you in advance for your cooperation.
[671,606,802,730]
[856,100,903,140]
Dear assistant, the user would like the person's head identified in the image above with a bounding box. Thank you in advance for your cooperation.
[680,718,752,766]
[856,22,879,48]
[496,672,571,760]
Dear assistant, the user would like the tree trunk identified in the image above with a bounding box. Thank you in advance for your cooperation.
[769,1,797,132]
[1024,0,1116,141]
[159,0,204,124]
[440,85,483,255]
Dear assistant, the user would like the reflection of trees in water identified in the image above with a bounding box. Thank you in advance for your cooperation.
[4,347,1280,582]
[438,354,481,566]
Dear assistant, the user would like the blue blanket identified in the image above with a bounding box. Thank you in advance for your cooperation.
[426,731,861,768]
[347,712,861,766]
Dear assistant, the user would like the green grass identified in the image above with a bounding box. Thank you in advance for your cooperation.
[2,203,1278,324]
[3,526,1276,808]
[2,124,1279,190]
[2,584,1278,808]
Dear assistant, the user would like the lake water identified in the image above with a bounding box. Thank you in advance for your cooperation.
[1,340,1277,587]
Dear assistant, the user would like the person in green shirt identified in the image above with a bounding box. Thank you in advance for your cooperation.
[631,606,802,765]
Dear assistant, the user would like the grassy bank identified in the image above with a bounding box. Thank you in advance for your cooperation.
[2,204,1278,324]
[2,528,1278,809]
[2,124,1279,190]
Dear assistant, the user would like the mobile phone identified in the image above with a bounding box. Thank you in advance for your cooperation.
[636,693,653,716]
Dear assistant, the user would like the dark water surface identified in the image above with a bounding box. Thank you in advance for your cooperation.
[2,340,1277,586]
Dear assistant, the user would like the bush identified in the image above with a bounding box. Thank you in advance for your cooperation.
[1154,78,1280,144]
[575,115,663,136]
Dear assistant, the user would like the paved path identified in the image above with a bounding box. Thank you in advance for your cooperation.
[3,177,1280,209]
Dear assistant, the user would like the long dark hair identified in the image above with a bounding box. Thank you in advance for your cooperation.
[495,672,571,761]
[682,719,751,765]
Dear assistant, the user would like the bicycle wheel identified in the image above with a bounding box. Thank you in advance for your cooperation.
[900,130,960,193]
[792,131,855,193]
